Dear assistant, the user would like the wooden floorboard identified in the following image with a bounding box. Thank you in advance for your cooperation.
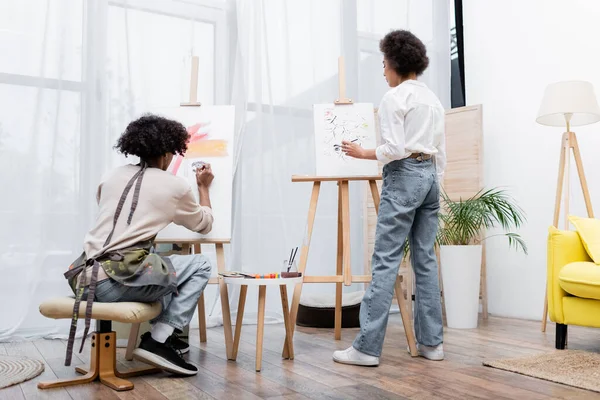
[4,316,600,399]
[4,341,72,400]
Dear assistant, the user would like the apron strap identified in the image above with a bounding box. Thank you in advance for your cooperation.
[104,164,147,247]
[64,164,148,366]
[65,265,86,366]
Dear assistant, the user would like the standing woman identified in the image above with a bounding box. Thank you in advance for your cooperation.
[333,30,446,366]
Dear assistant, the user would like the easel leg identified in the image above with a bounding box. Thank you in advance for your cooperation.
[341,181,352,287]
[216,243,234,360]
[369,180,380,214]
[195,243,207,343]
[283,182,321,358]
[543,132,568,332]
[198,293,207,343]
[406,263,414,322]
[335,183,343,340]
[395,277,418,356]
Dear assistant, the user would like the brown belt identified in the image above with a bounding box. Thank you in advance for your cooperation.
[408,153,432,161]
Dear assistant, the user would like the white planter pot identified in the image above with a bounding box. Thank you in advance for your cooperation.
[440,245,482,329]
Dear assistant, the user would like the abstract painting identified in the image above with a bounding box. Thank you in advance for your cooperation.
[152,105,235,241]
[313,103,379,177]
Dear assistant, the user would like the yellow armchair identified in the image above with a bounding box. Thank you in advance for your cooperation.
[547,226,600,349]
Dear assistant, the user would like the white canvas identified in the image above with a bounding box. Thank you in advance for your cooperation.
[313,103,379,177]
[153,105,235,241]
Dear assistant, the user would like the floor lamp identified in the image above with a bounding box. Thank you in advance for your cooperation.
[536,80,600,332]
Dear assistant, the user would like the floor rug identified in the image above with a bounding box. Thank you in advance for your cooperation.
[484,350,600,393]
[0,355,45,389]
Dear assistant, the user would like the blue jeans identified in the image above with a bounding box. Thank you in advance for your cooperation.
[353,158,443,357]
[87,254,211,332]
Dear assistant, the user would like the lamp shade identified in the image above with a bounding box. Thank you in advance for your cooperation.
[536,80,600,127]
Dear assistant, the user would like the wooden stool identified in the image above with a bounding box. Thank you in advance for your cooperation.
[223,276,302,372]
[37,297,162,391]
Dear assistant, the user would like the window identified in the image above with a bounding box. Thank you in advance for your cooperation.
[0,0,84,217]
[107,0,228,107]
[357,0,409,36]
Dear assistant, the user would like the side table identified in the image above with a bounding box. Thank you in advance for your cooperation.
[222,276,303,371]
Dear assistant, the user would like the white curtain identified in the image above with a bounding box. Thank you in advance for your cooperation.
[229,0,450,322]
[0,0,449,340]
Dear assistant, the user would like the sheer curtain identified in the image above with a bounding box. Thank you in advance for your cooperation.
[0,0,87,340]
[0,0,449,340]
[229,0,450,321]
[0,0,230,339]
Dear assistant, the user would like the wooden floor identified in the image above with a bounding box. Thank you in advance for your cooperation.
[2,316,600,400]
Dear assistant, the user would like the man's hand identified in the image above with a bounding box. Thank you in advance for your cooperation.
[196,163,214,187]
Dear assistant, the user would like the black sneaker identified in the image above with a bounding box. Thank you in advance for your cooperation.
[166,333,189,354]
[132,332,198,376]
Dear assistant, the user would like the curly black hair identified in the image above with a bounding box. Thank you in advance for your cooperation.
[115,114,189,160]
[380,30,429,77]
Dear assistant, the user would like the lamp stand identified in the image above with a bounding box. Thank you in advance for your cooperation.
[541,130,594,332]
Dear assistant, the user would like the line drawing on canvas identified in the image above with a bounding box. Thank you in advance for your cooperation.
[322,107,370,161]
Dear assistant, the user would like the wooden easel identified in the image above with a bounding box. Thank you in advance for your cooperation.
[282,57,418,358]
[125,56,235,360]
[180,55,202,107]
[170,240,233,349]
[541,130,594,332]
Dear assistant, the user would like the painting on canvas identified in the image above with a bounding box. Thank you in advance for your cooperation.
[152,105,235,241]
[313,103,379,177]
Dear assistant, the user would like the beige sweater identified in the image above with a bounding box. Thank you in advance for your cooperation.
[83,164,213,282]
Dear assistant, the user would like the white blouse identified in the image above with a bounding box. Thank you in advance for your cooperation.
[376,80,446,181]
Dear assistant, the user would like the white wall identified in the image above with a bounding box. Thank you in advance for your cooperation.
[464,0,600,320]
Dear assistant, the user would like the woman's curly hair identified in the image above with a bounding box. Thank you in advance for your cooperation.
[115,114,189,160]
[380,30,429,77]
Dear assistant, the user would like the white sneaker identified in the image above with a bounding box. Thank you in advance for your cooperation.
[333,347,379,366]
[407,343,444,361]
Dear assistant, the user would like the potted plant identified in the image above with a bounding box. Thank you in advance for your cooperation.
[437,188,527,329]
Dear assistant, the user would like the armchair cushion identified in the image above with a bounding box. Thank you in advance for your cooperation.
[559,261,600,300]
[547,226,592,323]
[569,215,600,263]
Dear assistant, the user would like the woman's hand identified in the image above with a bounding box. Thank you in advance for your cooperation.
[196,163,214,187]
[341,140,365,159]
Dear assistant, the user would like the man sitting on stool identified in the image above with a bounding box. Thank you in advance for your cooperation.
[65,114,214,376]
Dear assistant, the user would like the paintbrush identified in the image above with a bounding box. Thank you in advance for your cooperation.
[287,248,294,272]
[288,246,298,272]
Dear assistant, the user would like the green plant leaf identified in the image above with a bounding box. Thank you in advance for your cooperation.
[436,187,527,254]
